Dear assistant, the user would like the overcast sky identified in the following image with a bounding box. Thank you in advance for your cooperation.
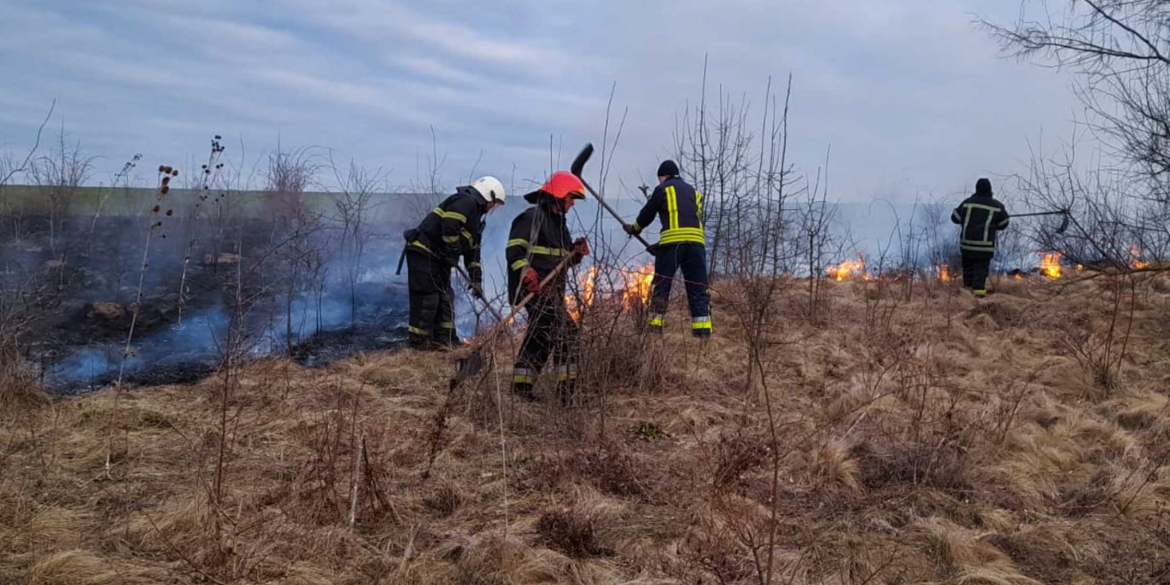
[0,0,1083,202]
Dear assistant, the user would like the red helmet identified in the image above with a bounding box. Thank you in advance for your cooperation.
[526,171,586,203]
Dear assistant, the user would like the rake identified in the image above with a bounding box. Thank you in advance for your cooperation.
[1013,209,1071,235]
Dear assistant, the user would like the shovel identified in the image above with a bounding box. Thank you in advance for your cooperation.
[450,255,575,388]
[570,143,658,255]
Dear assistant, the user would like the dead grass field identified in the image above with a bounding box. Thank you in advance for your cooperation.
[3,274,1170,584]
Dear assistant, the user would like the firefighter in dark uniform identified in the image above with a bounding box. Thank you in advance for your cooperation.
[624,160,712,338]
[951,178,1010,298]
[506,171,590,404]
[403,176,506,349]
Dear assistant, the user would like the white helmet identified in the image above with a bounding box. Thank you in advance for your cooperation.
[471,176,506,206]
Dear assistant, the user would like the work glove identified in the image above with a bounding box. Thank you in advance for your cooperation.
[521,268,542,295]
[570,237,590,266]
[572,237,590,258]
[623,224,641,236]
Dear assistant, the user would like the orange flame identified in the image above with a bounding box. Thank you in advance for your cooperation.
[1041,252,1062,279]
[1014,273,1023,281]
[938,264,952,282]
[566,266,598,322]
[622,263,655,309]
[826,258,866,281]
[566,263,655,322]
[1129,245,1149,270]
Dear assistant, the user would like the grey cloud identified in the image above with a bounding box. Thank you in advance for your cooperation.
[0,0,1082,204]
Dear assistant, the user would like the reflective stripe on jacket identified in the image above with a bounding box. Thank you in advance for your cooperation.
[506,204,574,304]
[411,187,486,281]
[951,194,1009,254]
[633,177,705,245]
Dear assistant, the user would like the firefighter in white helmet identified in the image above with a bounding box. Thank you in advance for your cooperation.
[401,176,506,349]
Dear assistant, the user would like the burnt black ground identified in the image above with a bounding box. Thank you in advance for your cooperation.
[0,212,414,393]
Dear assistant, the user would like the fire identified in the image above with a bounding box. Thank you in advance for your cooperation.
[1040,252,1062,279]
[621,263,655,309]
[938,264,952,282]
[826,258,866,281]
[566,266,598,322]
[566,263,655,322]
[1129,245,1149,270]
[1014,273,1023,281]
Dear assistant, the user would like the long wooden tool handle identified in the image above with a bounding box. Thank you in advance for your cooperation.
[502,256,574,323]
[465,255,575,350]
[570,142,657,253]
[578,176,656,251]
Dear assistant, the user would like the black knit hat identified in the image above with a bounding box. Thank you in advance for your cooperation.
[657,160,680,178]
[975,178,993,196]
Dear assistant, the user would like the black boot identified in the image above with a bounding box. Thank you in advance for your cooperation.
[512,382,539,402]
[408,331,433,350]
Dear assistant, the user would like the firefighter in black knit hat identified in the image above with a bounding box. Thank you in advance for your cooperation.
[625,159,712,337]
[951,178,1010,298]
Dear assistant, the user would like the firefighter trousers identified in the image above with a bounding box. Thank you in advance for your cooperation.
[512,296,579,404]
[405,247,457,348]
[648,243,712,335]
[961,252,992,296]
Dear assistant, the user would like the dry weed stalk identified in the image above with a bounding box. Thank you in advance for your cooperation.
[118,165,179,387]
[176,135,226,324]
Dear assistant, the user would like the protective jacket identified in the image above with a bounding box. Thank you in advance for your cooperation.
[408,186,486,282]
[951,194,1010,256]
[633,177,705,245]
[506,202,574,304]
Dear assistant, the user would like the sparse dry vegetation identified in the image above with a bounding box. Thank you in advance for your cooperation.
[4,273,1170,584]
[3,6,1170,582]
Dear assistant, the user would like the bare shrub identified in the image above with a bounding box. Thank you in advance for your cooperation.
[0,100,54,241]
[29,127,93,255]
[1056,276,1138,392]
[330,158,383,327]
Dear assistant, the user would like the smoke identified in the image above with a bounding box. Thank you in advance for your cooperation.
[25,189,1010,393]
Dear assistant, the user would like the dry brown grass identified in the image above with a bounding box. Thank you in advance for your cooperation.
[3,275,1170,584]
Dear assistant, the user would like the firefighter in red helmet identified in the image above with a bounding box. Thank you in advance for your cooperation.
[505,171,590,404]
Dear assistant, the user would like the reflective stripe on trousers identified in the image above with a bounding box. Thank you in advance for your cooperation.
[512,367,535,385]
[555,364,577,381]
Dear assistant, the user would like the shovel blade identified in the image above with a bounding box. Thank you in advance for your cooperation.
[452,350,485,384]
